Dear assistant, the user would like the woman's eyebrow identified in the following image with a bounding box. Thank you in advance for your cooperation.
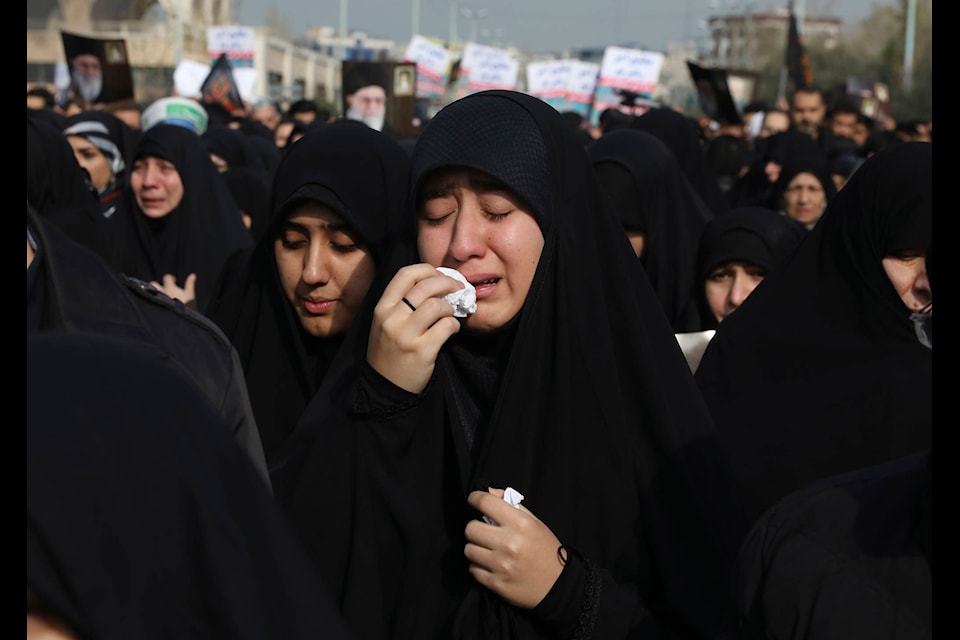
[420,181,454,200]
[281,219,351,232]
[468,176,509,192]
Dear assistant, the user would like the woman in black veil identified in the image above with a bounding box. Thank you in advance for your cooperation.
[278,90,747,640]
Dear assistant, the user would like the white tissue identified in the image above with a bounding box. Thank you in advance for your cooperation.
[436,267,478,317]
[503,487,524,508]
[482,487,524,525]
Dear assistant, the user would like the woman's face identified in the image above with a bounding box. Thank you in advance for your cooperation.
[130,155,184,219]
[417,167,544,332]
[66,135,112,192]
[275,200,376,338]
[704,260,766,324]
[782,171,827,228]
[882,249,931,313]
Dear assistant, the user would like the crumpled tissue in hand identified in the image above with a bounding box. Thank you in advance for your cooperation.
[436,267,477,318]
[482,486,524,525]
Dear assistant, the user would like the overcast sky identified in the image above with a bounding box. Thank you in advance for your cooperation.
[234,0,890,54]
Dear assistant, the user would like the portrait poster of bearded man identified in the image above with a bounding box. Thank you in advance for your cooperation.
[60,31,135,110]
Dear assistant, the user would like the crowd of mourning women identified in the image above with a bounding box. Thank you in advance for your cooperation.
[27,81,931,640]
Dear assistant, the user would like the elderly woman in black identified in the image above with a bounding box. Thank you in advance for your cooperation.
[279,90,747,640]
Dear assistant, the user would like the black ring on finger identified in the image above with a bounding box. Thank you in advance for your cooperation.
[401,297,417,312]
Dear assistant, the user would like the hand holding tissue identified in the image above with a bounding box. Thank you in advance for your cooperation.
[436,267,477,317]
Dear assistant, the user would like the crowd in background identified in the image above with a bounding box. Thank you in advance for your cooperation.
[27,78,931,640]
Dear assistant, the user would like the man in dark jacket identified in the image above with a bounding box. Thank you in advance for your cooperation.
[27,202,269,487]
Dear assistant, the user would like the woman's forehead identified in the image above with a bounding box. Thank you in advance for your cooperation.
[420,167,507,194]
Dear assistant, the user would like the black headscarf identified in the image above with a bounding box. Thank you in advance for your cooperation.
[27,111,119,269]
[695,142,932,524]
[205,120,411,474]
[730,128,826,208]
[114,123,253,310]
[629,106,730,216]
[281,90,747,639]
[587,128,715,332]
[689,205,808,330]
[222,165,272,243]
[202,123,272,179]
[764,152,839,229]
[27,331,353,640]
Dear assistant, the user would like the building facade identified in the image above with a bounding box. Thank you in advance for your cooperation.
[27,0,342,108]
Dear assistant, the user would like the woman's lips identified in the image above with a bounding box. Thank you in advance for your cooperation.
[302,298,336,314]
[468,276,500,300]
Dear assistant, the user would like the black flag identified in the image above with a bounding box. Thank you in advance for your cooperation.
[785,1,813,89]
[199,53,244,116]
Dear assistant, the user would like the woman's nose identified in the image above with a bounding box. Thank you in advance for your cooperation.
[448,203,486,262]
[301,246,331,284]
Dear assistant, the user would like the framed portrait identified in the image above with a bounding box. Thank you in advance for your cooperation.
[394,65,416,97]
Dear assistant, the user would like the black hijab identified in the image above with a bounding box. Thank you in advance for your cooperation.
[587,128,715,332]
[764,152,839,229]
[689,205,808,330]
[205,120,411,474]
[281,90,747,640]
[730,128,825,207]
[27,331,353,640]
[27,111,119,269]
[695,142,933,524]
[202,123,272,178]
[222,165,272,243]
[115,123,253,310]
[629,106,730,216]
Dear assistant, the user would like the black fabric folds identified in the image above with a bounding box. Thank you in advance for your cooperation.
[689,206,808,330]
[281,91,748,640]
[113,123,253,310]
[27,331,353,640]
[629,106,730,216]
[205,120,411,477]
[27,111,119,268]
[587,128,715,332]
[695,142,933,524]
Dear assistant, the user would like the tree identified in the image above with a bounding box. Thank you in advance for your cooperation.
[751,1,932,122]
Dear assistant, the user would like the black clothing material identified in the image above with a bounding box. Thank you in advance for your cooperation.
[114,123,253,311]
[588,128,715,332]
[27,331,353,640]
[629,107,730,216]
[736,451,931,639]
[28,111,121,269]
[205,120,411,478]
[281,90,748,640]
[695,142,932,524]
[688,206,807,331]
[27,204,269,484]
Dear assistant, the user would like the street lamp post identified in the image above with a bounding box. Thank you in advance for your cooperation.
[412,0,420,40]
[175,0,184,66]
[449,2,458,43]
[462,7,488,44]
[340,0,348,60]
